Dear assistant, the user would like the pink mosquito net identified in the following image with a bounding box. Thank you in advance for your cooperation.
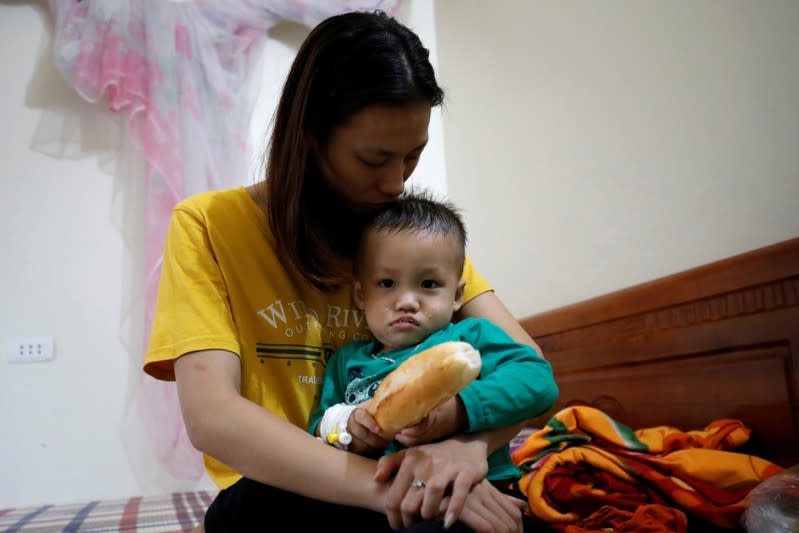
[44,0,401,487]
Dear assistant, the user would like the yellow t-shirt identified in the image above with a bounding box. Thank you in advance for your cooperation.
[143,187,492,489]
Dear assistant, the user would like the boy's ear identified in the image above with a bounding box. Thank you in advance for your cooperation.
[353,280,366,310]
[452,278,466,313]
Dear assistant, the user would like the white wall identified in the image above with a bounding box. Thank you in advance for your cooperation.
[435,1,799,317]
[0,2,443,508]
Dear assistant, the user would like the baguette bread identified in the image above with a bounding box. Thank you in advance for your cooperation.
[366,341,481,439]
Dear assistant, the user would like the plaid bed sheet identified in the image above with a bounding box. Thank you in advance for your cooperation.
[0,491,213,532]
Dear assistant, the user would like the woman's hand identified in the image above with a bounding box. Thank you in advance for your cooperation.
[438,479,525,532]
[375,438,488,528]
[394,396,467,447]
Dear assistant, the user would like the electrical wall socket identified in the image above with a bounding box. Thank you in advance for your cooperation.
[7,337,55,364]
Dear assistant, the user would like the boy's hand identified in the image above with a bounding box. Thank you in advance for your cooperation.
[394,396,467,447]
[347,403,390,457]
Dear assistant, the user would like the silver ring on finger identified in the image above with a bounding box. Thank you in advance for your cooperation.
[410,480,426,489]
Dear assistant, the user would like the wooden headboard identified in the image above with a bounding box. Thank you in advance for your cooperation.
[520,237,799,468]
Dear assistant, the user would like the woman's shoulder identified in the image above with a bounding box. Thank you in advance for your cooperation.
[174,186,251,215]
[171,187,269,234]
[166,187,273,251]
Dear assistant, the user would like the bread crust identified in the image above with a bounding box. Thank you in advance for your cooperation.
[366,341,481,438]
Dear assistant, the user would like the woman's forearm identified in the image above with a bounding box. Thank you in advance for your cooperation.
[199,392,385,509]
[175,350,386,511]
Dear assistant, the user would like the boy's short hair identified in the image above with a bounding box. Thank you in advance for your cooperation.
[356,190,467,274]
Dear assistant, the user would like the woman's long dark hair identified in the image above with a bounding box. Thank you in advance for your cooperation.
[259,11,444,291]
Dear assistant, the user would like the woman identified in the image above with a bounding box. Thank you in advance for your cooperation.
[144,10,541,532]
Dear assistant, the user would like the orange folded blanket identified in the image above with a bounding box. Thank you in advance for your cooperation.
[511,406,783,529]
[564,504,688,533]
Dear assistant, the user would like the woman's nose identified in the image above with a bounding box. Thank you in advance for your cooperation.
[378,163,407,198]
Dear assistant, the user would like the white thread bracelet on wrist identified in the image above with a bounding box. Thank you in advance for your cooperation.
[318,403,357,450]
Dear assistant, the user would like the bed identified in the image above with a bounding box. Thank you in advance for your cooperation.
[0,491,211,532]
[519,236,799,468]
[517,236,799,531]
[4,238,796,531]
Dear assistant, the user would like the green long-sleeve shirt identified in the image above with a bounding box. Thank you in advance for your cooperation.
[309,317,559,480]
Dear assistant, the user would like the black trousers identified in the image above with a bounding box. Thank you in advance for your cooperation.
[204,477,539,532]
